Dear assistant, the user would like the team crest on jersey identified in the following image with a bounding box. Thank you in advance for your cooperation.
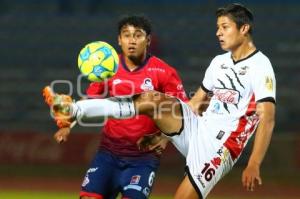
[265,76,273,91]
[239,66,249,75]
[130,175,141,184]
[141,78,154,91]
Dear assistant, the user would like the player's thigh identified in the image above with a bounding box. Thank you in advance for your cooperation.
[168,101,199,157]
[154,98,182,134]
[120,160,159,199]
[174,175,201,199]
[80,151,119,199]
[185,122,234,198]
[134,91,183,134]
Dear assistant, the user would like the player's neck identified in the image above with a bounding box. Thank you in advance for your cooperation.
[124,54,147,71]
[231,40,256,62]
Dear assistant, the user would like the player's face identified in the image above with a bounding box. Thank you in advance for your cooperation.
[216,15,245,51]
[118,25,150,60]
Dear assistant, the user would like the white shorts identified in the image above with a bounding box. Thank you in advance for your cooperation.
[169,101,235,198]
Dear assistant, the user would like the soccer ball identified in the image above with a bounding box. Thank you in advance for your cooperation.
[78,41,119,82]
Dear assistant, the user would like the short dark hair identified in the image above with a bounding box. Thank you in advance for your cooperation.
[216,3,254,34]
[118,15,152,35]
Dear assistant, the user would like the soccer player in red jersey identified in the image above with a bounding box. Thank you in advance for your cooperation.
[54,15,188,199]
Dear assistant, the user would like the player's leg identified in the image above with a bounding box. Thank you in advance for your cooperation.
[47,89,183,135]
[72,91,183,135]
[80,150,119,199]
[119,157,159,199]
[133,91,183,134]
[174,176,202,199]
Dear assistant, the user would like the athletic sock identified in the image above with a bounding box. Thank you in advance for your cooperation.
[71,97,135,121]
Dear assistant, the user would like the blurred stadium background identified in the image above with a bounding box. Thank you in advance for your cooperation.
[0,0,299,198]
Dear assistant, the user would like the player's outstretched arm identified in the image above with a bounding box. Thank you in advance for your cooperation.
[242,102,275,191]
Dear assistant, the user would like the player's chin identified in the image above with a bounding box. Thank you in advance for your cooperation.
[128,54,140,60]
[220,44,230,51]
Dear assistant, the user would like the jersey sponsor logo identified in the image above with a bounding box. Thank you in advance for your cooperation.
[212,102,221,114]
[216,146,230,162]
[147,67,166,73]
[196,174,206,188]
[265,76,274,91]
[130,175,141,184]
[213,88,240,104]
[216,130,225,140]
[220,64,229,69]
[141,78,154,91]
[239,66,249,75]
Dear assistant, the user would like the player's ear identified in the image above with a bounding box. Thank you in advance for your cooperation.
[241,24,250,35]
[118,35,121,46]
[147,35,151,47]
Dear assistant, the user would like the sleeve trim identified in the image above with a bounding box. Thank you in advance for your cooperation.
[200,83,211,93]
[256,97,276,104]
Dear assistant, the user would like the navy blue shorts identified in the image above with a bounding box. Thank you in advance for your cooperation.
[80,150,160,199]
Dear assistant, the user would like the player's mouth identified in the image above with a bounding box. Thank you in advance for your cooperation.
[219,39,225,45]
[128,47,136,52]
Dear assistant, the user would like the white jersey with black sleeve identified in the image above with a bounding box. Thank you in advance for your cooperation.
[169,50,276,198]
[202,50,276,130]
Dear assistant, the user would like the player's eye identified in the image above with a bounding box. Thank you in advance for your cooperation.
[222,25,229,29]
[135,33,143,38]
[123,33,131,38]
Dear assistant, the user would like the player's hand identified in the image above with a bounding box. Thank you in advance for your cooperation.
[54,127,71,143]
[137,133,169,155]
[242,163,262,191]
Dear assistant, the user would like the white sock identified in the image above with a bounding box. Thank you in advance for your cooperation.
[71,97,135,121]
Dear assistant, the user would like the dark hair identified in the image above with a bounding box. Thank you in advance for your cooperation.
[118,15,152,35]
[216,3,254,34]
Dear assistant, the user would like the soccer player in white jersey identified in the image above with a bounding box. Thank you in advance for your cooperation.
[45,3,276,199]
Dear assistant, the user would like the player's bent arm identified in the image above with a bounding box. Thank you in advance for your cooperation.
[188,87,210,115]
[248,102,275,167]
[242,102,275,191]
